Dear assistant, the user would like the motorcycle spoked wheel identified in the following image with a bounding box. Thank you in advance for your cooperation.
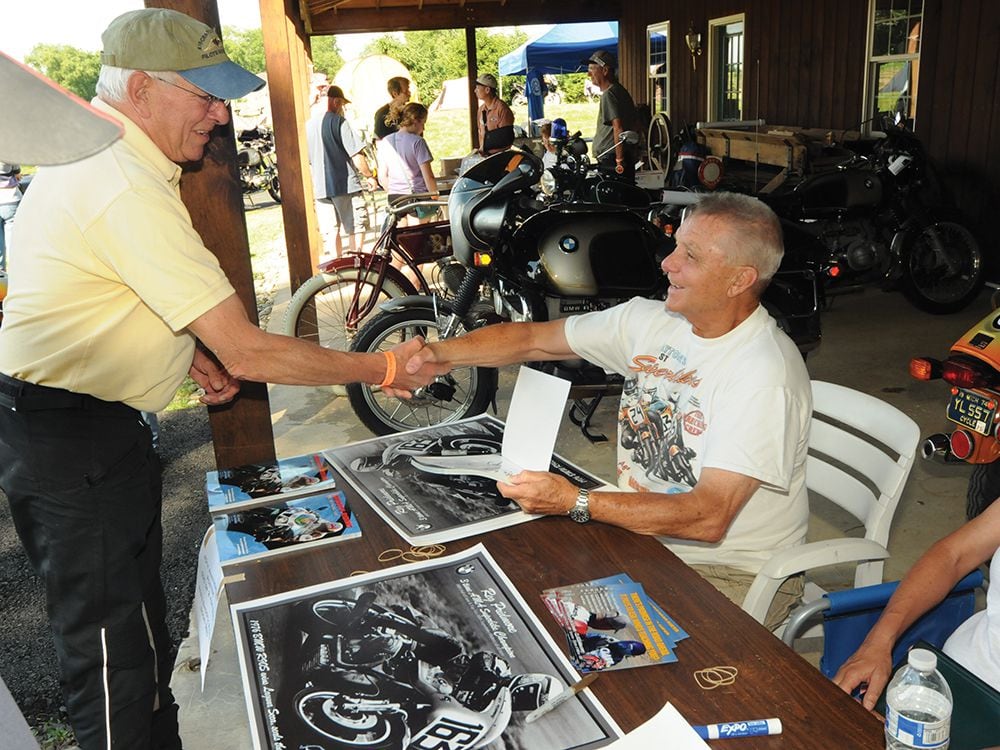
[346,309,498,436]
[900,220,983,314]
[267,172,281,203]
[293,688,408,748]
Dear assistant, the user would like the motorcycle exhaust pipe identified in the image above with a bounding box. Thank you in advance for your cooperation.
[920,433,961,462]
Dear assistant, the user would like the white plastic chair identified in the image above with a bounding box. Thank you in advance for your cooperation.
[741,380,921,628]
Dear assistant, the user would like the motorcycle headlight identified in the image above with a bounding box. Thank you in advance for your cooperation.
[540,169,556,196]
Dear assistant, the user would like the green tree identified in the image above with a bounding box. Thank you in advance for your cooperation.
[24,44,101,101]
[223,26,265,74]
[311,36,344,78]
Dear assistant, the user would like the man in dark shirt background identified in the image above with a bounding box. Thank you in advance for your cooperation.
[373,76,411,140]
[585,49,638,182]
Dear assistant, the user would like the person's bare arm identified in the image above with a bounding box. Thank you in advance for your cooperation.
[499,466,760,542]
[187,293,428,391]
[611,116,625,167]
[833,500,1000,709]
[419,161,438,197]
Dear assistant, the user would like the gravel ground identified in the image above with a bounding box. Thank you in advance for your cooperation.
[0,405,216,728]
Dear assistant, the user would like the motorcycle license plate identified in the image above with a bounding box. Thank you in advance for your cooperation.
[947,389,996,435]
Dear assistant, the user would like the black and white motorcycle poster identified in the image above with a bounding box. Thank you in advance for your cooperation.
[323,414,607,546]
[231,543,621,750]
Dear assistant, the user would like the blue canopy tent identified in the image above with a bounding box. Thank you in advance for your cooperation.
[498,21,619,122]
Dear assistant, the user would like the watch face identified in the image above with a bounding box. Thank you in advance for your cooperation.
[569,506,591,523]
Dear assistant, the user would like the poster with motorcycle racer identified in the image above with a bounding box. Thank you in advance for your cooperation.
[231,543,621,750]
[324,414,607,546]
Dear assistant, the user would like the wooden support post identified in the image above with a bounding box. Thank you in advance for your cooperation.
[150,0,276,469]
[466,26,480,152]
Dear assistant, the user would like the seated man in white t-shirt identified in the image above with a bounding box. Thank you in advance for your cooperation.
[396,192,812,630]
[835,499,1000,705]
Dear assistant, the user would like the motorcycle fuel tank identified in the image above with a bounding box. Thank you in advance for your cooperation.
[534,214,662,297]
[796,170,883,218]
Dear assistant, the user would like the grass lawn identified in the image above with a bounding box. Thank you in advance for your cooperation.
[423,101,600,161]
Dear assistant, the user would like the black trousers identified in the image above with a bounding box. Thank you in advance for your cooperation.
[0,374,181,750]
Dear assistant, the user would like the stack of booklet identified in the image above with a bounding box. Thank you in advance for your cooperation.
[542,573,688,674]
[205,451,361,566]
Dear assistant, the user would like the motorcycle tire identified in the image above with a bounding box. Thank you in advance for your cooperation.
[966,463,1000,520]
[267,173,281,203]
[293,687,408,748]
[346,308,498,436]
[900,220,984,314]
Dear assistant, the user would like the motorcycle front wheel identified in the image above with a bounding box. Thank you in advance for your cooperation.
[267,172,281,203]
[347,309,498,435]
[293,688,408,748]
[901,220,983,314]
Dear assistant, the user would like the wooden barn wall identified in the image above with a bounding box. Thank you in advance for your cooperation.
[616,0,1000,252]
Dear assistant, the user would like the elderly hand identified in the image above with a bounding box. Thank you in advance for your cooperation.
[497,470,577,515]
[189,348,240,405]
[832,640,894,712]
[381,340,452,399]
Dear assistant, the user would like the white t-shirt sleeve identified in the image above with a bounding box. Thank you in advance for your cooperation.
[342,121,364,157]
[564,298,665,376]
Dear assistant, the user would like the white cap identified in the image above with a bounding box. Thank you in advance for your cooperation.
[908,648,937,672]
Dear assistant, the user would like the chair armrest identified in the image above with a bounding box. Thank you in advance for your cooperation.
[741,539,890,624]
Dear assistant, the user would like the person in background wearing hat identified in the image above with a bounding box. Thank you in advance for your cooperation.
[306,84,377,257]
[0,10,431,750]
[373,76,411,140]
[585,49,639,182]
[475,73,515,155]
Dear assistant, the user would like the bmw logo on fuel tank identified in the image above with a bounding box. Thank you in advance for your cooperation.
[559,235,579,253]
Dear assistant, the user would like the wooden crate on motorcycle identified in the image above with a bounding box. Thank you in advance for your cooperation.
[697,127,809,193]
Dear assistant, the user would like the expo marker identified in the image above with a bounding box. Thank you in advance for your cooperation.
[692,718,783,740]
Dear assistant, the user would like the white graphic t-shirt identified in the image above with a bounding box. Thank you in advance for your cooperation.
[565,299,811,573]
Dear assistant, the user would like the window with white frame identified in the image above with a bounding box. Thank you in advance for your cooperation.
[864,0,923,130]
[708,14,744,122]
[647,22,670,117]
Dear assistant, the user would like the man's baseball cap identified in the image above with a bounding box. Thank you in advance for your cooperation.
[475,73,499,89]
[0,51,122,165]
[100,9,264,100]
[583,49,617,69]
[327,85,351,102]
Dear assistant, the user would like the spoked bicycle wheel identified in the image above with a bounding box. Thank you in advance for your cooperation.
[282,267,412,353]
[346,309,497,435]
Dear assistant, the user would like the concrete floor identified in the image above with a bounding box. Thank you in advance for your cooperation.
[172,283,994,748]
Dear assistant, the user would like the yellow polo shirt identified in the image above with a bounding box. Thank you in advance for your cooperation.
[0,99,235,411]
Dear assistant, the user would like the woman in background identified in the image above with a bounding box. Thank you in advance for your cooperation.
[377,102,439,226]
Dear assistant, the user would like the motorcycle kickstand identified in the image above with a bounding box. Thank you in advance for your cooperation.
[568,395,609,443]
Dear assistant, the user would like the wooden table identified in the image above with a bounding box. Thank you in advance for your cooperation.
[224,485,884,748]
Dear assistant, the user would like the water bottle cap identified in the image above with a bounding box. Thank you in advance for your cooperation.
[908,648,937,672]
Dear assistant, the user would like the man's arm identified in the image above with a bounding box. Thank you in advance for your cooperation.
[187,293,429,391]
[401,320,574,378]
[833,500,1000,709]
[499,466,760,542]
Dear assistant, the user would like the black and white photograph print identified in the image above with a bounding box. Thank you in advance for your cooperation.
[323,414,607,546]
[231,544,621,750]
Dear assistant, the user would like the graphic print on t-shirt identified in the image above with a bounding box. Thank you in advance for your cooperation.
[618,345,705,493]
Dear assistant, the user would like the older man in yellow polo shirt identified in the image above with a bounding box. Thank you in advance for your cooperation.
[0,10,430,750]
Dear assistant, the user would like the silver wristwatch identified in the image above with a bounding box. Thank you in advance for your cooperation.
[568,487,591,523]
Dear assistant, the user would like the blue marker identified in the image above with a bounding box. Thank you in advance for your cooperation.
[693,718,783,740]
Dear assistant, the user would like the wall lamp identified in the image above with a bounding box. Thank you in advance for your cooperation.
[685,24,703,70]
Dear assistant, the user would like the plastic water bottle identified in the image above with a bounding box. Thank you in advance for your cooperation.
[884,648,953,749]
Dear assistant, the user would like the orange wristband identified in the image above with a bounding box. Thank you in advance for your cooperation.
[378,351,397,388]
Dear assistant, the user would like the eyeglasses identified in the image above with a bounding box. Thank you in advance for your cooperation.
[150,75,229,108]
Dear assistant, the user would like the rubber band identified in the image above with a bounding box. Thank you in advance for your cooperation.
[349,570,371,576]
[378,351,397,388]
[378,548,405,562]
[694,665,739,690]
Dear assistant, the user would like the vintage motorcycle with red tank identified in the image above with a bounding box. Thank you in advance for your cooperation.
[911,290,1000,518]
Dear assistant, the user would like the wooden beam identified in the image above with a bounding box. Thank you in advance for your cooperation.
[150,0,276,469]
[308,1,618,34]
[465,26,479,150]
[260,0,322,293]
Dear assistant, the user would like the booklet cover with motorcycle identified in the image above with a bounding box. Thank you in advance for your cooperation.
[323,412,608,546]
[211,490,361,566]
[230,543,621,750]
[205,451,337,512]
[542,573,689,675]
